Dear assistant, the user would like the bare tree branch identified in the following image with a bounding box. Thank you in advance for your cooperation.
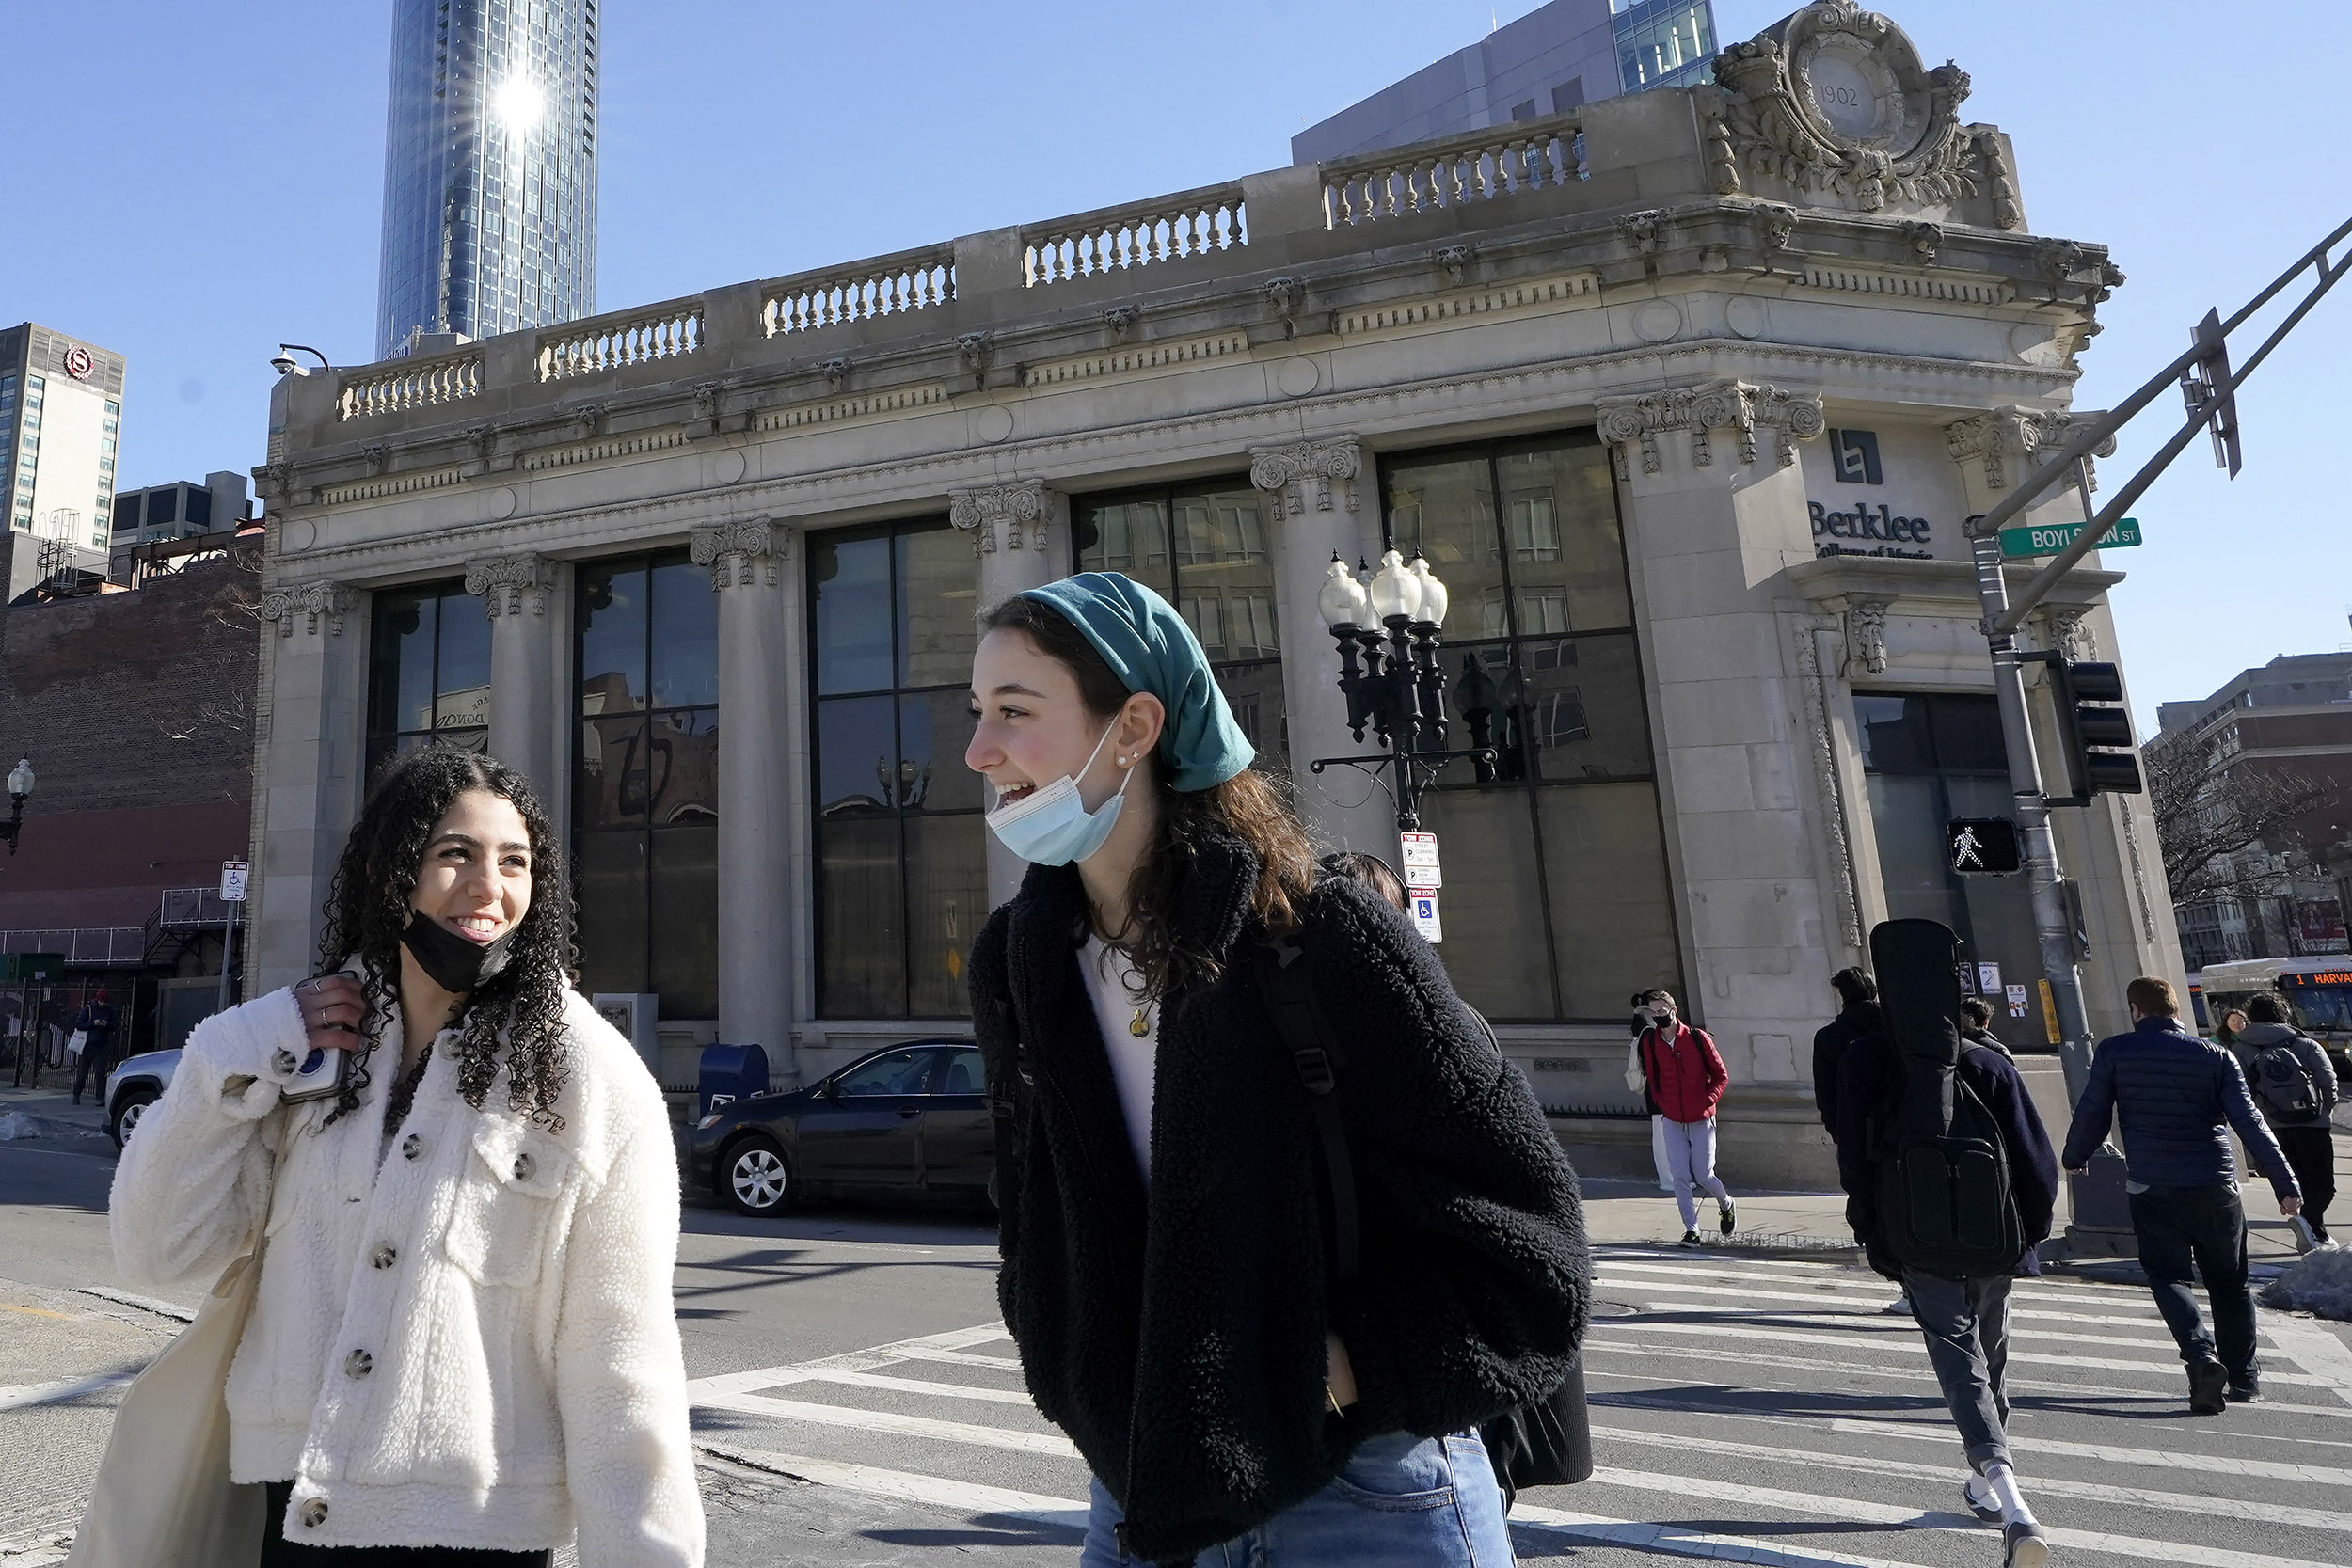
[2147,733,2330,905]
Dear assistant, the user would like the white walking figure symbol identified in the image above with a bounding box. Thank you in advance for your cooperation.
[1952,824,1985,871]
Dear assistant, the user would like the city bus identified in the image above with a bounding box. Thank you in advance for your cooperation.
[2190,958,2352,1076]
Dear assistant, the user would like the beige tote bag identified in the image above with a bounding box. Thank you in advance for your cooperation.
[64,1240,270,1568]
[66,1105,299,1568]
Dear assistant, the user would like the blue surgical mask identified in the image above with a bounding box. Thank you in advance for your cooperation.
[984,722,1133,866]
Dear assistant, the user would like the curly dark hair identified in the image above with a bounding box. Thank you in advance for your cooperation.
[981,594,1319,1003]
[316,744,578,1132]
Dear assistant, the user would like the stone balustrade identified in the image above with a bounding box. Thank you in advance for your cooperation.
[537,298,705,381]
[1021,182,1247,285]
[1322,110,1584,227]
[764,245,957,337]
[336,349,484,421]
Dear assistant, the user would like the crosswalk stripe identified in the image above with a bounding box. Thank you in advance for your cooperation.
[1603,1269,2219,1334]
[0,1366,142,1413]
[797,1369,1038,1406]
[1591,1423,2352,1534]
[684,1322,1009,1402]
[1509,1504,1946,1568]
[2265,1312,2352,1406]
[1597,1318,2340,1387]
[1597,1253,2167,1308]
[890,1344,1025,1370]
[1828,1415,2352,1484]
[1584,1346,2352,1429]
[1625,1300,2189,1354]
[697,1390,1079,1457]
[696,1440,1088,1528]
[706,1438,1959,1568]
[1580,1465,2347,1568]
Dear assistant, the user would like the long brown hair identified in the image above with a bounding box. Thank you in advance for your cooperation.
[982,594,1318,1000]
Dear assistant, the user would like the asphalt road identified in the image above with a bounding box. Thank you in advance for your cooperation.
[7,1121,2352,1568]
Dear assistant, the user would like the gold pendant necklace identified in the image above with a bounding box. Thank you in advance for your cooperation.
[1129,1007,1151,1038]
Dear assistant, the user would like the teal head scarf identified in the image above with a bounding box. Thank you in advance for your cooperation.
[1018,572,1255,793]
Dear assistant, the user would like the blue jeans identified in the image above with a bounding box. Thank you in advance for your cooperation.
[1080,1430,1514,1566]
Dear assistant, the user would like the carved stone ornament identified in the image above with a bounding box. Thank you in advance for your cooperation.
[1970,130,2024,230]
[1843,594,1896,677]
[947,481,1050,556]
[260,580,352,638]
[1264,277,1301,322]
[462,423,498,473]
[1594,381,1826,479]
[2042,605,2090,661]
[1249,436,1361,515]
[689,518,787,589]
[361,443,390,478]
[1702,1,1976,213]
[1944,406,2117,492]
[568,402,606,439]
[463,553,559,618]
[1102,306,1139,342]
[820,356,850,392]
[956,333,993,390]
[1433,245,1474,284]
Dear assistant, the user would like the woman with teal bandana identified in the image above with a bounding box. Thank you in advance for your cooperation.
[965,572,1587,1566]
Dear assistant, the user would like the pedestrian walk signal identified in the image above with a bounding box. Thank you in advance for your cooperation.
[1947,817,2022,876]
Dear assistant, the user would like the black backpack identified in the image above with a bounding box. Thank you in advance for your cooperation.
[1867,920,2024,1280]
[1252,940,1592,1501]
[2250,1040,2322,1119]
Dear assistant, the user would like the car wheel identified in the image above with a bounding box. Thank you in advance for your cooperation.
[723,1136,792,1216]
[111,1087,159,1151]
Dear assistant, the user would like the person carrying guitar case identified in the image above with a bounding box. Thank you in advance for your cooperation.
[1832,920,2059,1568]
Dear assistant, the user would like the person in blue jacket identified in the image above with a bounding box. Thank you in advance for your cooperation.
[2062,975,2302,1414]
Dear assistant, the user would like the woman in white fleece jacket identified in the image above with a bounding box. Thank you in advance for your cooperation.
[110,747,704,1566]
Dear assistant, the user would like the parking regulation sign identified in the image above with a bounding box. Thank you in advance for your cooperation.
[220,860,249,902]
[1408,890,1443,943]
[1399,831,1442,890]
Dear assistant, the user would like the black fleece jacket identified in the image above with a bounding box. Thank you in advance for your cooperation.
[1811,1002,1881,1134]
[968,840,1587,1564]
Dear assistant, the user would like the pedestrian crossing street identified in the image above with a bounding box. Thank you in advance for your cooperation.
[681,1243,2352,1566]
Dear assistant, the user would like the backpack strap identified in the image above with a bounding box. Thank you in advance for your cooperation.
[1254,938,1359,1284]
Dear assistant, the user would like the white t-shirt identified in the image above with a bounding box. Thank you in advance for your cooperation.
[1078,935,1158,1180]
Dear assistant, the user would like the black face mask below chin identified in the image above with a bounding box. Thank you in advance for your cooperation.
[400,909,518,994]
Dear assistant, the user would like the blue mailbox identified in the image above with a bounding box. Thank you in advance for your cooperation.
[697,1042,770,1120]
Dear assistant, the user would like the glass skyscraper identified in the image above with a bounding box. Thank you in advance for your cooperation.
[375,0,599,361]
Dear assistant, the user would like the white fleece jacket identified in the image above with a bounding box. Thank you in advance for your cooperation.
[109,985,704,1565]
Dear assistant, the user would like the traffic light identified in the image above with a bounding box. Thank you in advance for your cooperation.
[2039,657,2143,802]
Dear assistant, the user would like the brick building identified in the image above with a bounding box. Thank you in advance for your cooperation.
[0,527,262,1055]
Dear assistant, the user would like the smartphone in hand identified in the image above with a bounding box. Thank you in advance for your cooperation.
[283,971,361,1103]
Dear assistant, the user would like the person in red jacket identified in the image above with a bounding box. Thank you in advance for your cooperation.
[1635,989,1736,1245]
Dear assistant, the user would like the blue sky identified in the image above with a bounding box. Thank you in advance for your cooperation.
[7,1,2345,728]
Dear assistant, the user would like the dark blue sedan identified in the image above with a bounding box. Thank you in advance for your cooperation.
[684,1039,995,1216]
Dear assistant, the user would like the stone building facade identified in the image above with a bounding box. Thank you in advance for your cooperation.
[249,3,2181,1182]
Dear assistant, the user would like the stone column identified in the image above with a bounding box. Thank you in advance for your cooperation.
[691,519,799,1071]
[463,553,562,800]
[253,580,365,994]
[1251,435,1389,855]
[952,480,1065,909]
[1596,379,1835,1183]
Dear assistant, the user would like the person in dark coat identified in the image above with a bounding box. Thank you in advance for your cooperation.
[1959,997,2014,1059]
[1834,1005,2059,1564]
[2228,992,2337,1244]
[70,993,120,1104]
[1811,966,1879,1134]
[2062,976,2301,1412]
[965,575,1586,1567]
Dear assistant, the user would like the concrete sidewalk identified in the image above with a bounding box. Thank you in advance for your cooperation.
[0,1085,114,1144]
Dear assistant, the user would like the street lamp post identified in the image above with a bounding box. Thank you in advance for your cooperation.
[2,757,32,855]
[1307,552,1496,833]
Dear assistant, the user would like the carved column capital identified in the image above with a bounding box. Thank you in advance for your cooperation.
[2042,605,2092,661]
[463,553,559,619]
[1248,435,1361,515]
[259,580,353,638]
[1595,380,1824,479]
[1944,406,2116,493]
[948,481,1052,556]
[689,518,789,589]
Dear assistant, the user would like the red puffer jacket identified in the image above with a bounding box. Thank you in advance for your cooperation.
[1640,1022,1727,1124]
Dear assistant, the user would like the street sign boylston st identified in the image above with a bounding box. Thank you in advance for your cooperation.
[1997,515,2142,559]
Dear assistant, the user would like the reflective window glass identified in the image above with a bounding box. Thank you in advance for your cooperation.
[1380,433,1681,1022]
[811,518,982,1019]
[836,1048,935,1097]
[649,560,717,708]
[366,581,490,779]
[578,561,646,713]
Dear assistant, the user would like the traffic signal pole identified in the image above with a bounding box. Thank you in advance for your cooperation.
[1968,528,2097,1098]
[1953,214,2352,1101]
